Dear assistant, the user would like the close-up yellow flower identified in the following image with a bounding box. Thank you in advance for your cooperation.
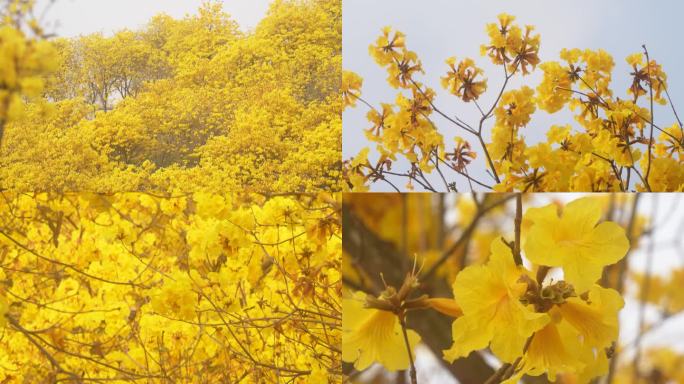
[342,193,684,383]
[343,291,421,371]
[524,197,629,293]
[444,238,549,363]
[507,284,623,381]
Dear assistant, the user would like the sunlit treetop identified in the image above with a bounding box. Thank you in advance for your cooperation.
[1,0,341,193]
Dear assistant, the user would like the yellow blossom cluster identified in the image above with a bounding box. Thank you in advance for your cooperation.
[344,26,447,191]
[440,57,487,102]
[344,13,684,192]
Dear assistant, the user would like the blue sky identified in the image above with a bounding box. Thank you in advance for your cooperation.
[36,0,271,37]
[343,0,684,191]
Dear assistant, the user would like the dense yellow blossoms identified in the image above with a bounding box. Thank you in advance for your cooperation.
[0,192,341,383]
[0,1,57,141]
[344,13,684,192]
[1,0,341,192]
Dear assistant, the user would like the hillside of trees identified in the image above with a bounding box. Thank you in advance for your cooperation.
[0,0,341,192]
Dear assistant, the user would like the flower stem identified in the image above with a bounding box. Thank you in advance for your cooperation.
[399,316,418,384]
[642,45,654,192]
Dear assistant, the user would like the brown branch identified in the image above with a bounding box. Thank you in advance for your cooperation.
[400,316,418,384]
[643,45,655,192]
[513,194,523,265]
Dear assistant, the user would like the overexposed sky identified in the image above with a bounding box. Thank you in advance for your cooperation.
[36,0,272,37]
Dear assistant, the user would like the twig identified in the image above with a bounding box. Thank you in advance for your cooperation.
[400,316,418,384]
[423,195,516,279]
[643,45,654,192]
[513,194,523,266]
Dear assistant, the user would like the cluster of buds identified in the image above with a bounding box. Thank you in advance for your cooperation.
[365,272,463,319]
[365,273,425,315]
[519,274,577,312]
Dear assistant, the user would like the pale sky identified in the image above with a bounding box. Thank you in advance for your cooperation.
[343,0,684,191]
[35,0,272,37]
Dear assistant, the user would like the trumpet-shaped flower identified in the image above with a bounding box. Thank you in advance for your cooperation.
[342,71,363,108]
[342,291,421,371]
[506,285,623,381]
[524,197,629,293]
[444,238,549,363]
[441,57,487,102]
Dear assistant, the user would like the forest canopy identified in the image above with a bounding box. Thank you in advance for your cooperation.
[0,0,342,193]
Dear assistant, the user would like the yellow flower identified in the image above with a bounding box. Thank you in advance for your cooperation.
[626,52,668,104]
[536,61,574,113]
[626,52,644,67]
[506,285,623,381]
[558,284,623,348]
[0,26,57,124]
[581,49,614,96]
[425,298,463,318]
[387,49,422,89]
[494,86,536,129]
[440,57,487,102]
[369,26,406,66]
[639,156,684,192]
[655,123,683,158]
[511,314,584,381]
[351,148,370,169]
[481,14,540,74]
[342,70,363,108]
[342,291,421,371]
[524,197,629,293]
[444,238,549,363]
[546,124,572,144]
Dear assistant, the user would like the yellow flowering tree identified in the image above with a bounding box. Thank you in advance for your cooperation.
[0,0,341,193]
[343,14,683,192]
[0,192,341,383]
[342,193,681,384]
[0,0,57,145]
